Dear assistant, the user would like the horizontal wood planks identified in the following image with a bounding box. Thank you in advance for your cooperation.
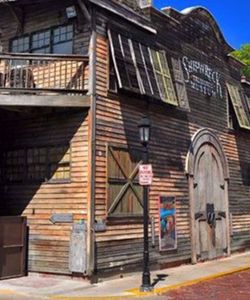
[92,7,250,273]
[0,0,90,55]
[0,109,89,274]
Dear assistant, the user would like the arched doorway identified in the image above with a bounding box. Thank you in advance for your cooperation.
[186,129,230,263]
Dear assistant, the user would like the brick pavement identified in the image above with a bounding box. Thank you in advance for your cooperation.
[164,269,250,300]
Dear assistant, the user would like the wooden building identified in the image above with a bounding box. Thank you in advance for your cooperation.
[0,0,249,279]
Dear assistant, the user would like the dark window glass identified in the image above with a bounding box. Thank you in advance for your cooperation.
[52,25,73,54]
[11,36,29,53]
[11,24,73,55]
[31,30,51,53]
[1,145,71,183]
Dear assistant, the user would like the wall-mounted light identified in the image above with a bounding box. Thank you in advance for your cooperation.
[66,6,77,19]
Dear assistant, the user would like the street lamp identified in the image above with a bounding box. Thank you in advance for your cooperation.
[138,116,153,292]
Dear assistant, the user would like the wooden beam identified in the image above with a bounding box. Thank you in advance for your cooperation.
[0,94,91,107]
[77,0,91,22]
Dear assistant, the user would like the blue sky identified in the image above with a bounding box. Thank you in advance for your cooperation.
[154,0,250,50]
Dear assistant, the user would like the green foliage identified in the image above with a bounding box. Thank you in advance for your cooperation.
[231,44,250,78]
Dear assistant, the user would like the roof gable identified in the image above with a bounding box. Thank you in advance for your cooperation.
[164,6,234,54]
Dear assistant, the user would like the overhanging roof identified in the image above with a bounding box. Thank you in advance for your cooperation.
[88,0,156,34]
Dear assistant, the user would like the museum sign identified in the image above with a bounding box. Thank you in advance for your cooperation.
[182,56,223,99]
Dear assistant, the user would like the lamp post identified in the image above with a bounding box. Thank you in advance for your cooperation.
[138,116,153,292]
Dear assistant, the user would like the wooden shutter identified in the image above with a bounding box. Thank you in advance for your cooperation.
[150,49,178,105]
[247,97,250,112]
[140,44,161,98]
[108,30,129,89]
[108,30,140,92]
[131,40,152,95]
[107,146,143,216]
[120,35,140,91]
[239,88,250,115]
[171,57,190,110]
[226,83,250,130]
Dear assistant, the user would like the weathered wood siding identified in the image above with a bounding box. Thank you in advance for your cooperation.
[93,7,250,274]
[0,0,90,55]
[0,109,89,274]
[0,0,91,275]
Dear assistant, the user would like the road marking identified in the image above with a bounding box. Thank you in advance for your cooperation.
[0,289,15,295]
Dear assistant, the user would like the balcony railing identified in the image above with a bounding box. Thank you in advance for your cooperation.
[0,53,89,95]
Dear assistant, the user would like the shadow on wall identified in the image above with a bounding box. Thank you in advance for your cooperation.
[0,107,87,217]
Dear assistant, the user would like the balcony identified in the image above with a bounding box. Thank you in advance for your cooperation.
[0,53,90,108]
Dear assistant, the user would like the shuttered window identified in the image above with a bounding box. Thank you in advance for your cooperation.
[140,44,161,98]
[171,57,190,110]
[226,83,250,130]
[108,30,140,92]
[150,50,178,105]
[107,146,143,217]
[108,29,178,105]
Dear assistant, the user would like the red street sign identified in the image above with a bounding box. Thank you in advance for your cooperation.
[139,164,153,186]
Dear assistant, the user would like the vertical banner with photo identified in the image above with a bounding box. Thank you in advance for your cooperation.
[159,196,177,251]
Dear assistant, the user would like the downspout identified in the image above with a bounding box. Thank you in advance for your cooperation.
[86,5,97,279]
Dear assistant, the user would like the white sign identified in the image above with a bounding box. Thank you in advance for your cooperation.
[139,164,153,186]
[182,56,223,99]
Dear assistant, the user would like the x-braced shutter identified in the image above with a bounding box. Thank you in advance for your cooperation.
[107,146,143,216]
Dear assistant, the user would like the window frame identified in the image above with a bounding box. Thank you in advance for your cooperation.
[108,29,179,106]
[0,143,72,184]
[10,23,74,55]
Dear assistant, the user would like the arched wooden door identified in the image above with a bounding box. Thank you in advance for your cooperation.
[186,129,230,263]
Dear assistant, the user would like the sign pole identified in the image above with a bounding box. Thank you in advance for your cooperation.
[140,144,153,292]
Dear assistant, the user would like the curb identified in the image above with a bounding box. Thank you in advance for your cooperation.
[127,265,250,296]
[50,264,250,299]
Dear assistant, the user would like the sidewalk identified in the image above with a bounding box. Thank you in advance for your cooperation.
[0,252,249,299]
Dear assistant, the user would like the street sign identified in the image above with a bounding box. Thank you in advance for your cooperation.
[139,164,153,186]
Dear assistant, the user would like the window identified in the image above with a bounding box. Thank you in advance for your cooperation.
[108,30,140,92]
[108,29,182,106]
[1,144,71,183]
[49,145,71,181]
[11,36,29,53]
[4,150,25,182]
[133,41,160,97]
[11,24,73,54]
[226,83,250,130]
[27,147,47,180]
[53,24,73,54]
[150,50,178,105]
[107,145,143,217]
[31,30,51,54]
[171,57,190,110]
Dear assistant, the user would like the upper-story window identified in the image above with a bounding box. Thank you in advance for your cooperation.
[226,82,250,130]
[108,29,190,110]
[10,24,73,54]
